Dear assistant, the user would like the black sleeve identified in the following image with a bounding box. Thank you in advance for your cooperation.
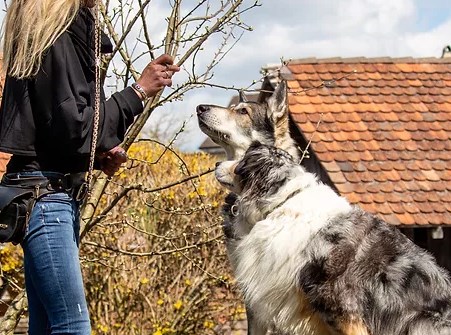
[30,33,143,155]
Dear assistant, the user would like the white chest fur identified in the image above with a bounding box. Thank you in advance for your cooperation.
[232,181,352,334]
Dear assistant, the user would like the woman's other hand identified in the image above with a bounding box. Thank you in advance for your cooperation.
[96,146,128,176]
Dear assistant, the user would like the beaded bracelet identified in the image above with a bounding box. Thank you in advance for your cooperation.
[131,82,149,101]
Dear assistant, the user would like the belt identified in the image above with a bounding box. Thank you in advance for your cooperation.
[46,173,88,202]
[2,172,88,202]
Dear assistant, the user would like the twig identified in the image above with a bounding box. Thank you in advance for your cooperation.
[81,168,214,238]
[288,70,358,95]
[299,114,323,164]
[83,234,221,257]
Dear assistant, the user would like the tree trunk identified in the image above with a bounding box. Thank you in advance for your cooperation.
[0,290,27,335]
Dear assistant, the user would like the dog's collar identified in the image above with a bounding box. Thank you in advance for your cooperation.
[231,189,301,218]
[264,188,301,216]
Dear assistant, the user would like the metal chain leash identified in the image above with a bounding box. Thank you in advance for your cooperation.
[87,1,101,196]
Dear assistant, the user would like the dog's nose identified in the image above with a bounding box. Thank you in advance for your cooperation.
[215,162,221,168]
[197,104,210,115]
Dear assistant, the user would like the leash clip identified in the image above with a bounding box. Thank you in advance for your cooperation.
[75,182,89,202]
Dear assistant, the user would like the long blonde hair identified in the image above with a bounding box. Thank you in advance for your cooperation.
[2,0,81,79]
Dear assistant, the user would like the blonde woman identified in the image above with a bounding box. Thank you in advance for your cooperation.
[0,0,179,334]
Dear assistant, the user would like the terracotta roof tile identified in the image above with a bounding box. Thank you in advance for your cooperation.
[361,203,378,214]
[321,161,341,172]
[379,182,395,193]
[335,182,354,194]
[287,56,451,227]
[360,171,377,183]
[344,192,360,204]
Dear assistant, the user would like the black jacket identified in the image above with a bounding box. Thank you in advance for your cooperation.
[0,8,143,173]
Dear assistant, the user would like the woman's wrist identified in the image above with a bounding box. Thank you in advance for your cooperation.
[131,83,148,102]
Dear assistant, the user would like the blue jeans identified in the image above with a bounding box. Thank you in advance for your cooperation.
[15,172,91,335]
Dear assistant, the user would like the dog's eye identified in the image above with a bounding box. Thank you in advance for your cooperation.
[237,108,248,115]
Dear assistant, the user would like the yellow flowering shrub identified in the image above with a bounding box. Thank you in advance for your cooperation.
[82,141,244,334]
[0,245,22,274]
[0,243,24,301]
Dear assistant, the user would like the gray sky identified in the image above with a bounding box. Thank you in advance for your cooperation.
[1,1,450,151]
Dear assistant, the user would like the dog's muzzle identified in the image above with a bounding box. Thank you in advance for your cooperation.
[196,104,210,116]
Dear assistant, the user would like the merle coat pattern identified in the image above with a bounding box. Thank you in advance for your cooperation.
[215,142,451,335]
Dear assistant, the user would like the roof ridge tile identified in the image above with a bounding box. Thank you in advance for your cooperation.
[287,56,451,65]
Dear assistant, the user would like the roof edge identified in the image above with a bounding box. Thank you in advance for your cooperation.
[287,56,451,64]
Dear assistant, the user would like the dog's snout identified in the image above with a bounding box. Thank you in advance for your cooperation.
[197,104,210,115]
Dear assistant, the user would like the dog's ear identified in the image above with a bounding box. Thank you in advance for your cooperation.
[267,81,297,157]
[267,81,287,122]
